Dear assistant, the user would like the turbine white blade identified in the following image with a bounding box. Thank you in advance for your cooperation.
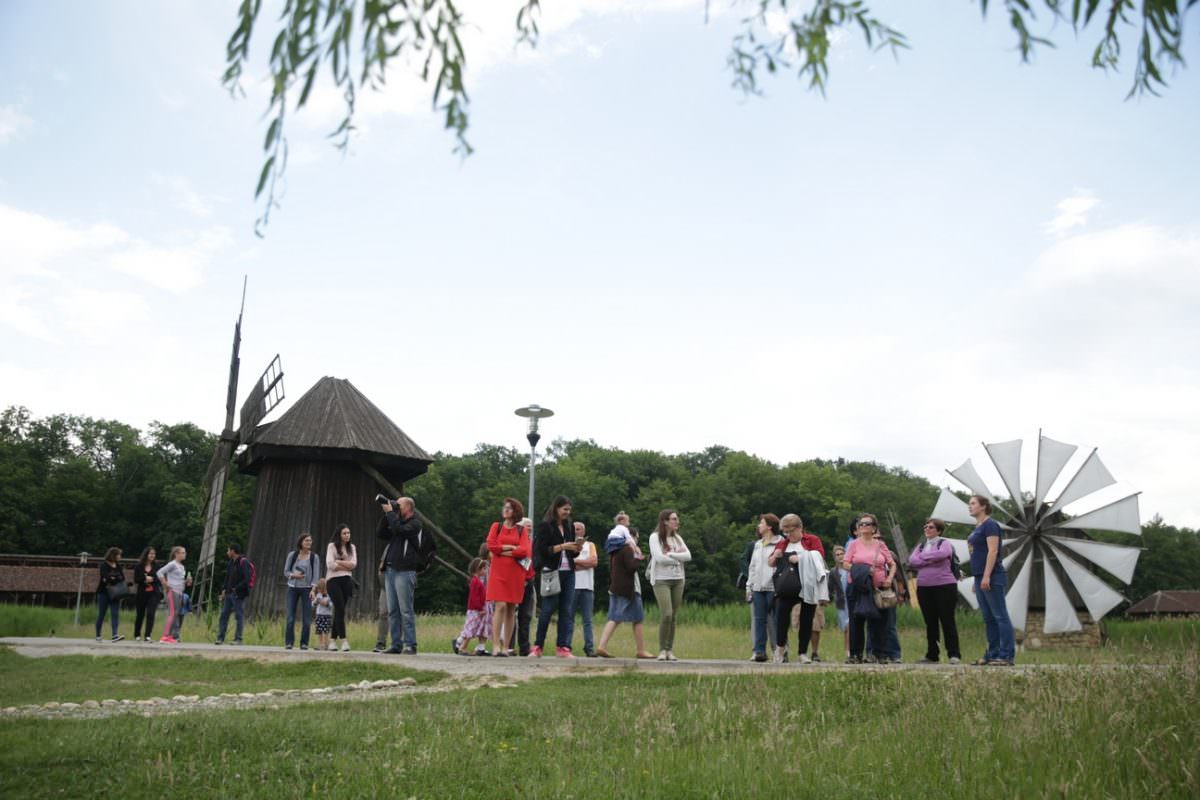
[1047,541,1126,623]
[957,577,979,609]
[1004,544,1033,632]
[984,439,1023,508]
[948,458,992,499]
[1043,556,1083,634]
[931,488,977,526]
[946,537,969,563]
[1002,536,1028,570]
[1051,449,1116,512]
[1053,493,1142,536]
[1045,535,1142,583]
[1035,434,1077,510]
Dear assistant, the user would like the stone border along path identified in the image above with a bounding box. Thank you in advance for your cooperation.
[0,637,1157,721]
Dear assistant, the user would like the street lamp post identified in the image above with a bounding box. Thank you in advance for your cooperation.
[74,551,89,627]
[514,404,554,521]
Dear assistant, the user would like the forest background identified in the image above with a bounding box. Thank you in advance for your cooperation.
[2,405,1196,614]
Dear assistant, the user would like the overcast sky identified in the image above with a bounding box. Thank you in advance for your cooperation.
[2,1,1197,528]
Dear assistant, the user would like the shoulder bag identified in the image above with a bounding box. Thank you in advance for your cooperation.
[871,545,898,609]
[772,548,803,597]
[539,569,561,597]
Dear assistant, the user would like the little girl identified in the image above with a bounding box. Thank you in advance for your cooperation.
[453,558,491,656]
[312,578,334,651]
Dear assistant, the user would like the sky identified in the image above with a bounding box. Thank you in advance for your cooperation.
[1,1,1198,528]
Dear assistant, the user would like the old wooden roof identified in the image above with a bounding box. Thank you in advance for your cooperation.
[1126,590,1200,616]
[236,376,433,480]
[0,555,140,594]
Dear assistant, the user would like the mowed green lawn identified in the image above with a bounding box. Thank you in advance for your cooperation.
[1,659,1197,799]
[1,607,1198,798]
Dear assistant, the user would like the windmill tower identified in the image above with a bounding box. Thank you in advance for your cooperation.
[931,432,1144,646]
[195,284,285,611]
[237,377,434,618]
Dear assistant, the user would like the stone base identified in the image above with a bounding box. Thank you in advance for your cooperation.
[1017,611,1105,649]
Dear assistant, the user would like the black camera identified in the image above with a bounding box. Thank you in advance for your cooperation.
[374,494,394,507]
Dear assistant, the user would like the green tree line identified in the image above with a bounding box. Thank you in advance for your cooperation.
[2,406,1197,613]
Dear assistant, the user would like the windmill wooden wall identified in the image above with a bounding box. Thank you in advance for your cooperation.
[244,461,400,619]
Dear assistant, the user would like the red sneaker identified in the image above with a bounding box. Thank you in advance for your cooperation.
[555,647,574,658]
[159,636,177,644]
[527,645,543,658]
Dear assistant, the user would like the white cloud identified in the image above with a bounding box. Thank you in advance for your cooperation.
[152,173,216,218]
[1029,222,1200,292]
[0,203,129,278]
[0,105,34,145]
[107,227,233,293]
[1044,189,1099,235]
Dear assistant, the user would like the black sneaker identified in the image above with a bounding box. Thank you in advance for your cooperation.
[373,642,386,653]
[451,638,461,655]
[753,653,768,663]
[584,648,597,658]
[401,646,417,655]
[811,653,821,663]
[845,656,862,664]
[111,634,124,642]
[285,644,293,650]
[299,645,308,651]
[230,640,243,646]
[214,640,224,646]
[384,646,403,654]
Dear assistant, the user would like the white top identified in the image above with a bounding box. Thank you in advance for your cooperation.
[574,541,596,591]
[326,542,357,580]
[312,591,333,616]
[156,560,186,594]
[747,535,783,592]
[648,532,692,584]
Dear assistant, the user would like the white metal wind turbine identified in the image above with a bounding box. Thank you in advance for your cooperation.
[930,432,1143,635]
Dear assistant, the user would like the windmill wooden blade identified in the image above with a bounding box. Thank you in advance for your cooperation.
[238,355,284,441]
[1004,541,1034,632]
[983,439,1023,510]
[1034,432,1077,511]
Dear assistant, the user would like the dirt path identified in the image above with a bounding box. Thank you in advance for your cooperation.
[0,636,1152,722]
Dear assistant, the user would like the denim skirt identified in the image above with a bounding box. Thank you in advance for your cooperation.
[607,592,644,623]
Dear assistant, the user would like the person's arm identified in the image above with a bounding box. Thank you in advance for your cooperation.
[668,535,692,563]
[767,540,785,567]
[882,545,897,584]
[649,535,675,567]
[343,545,357,571]
[842,540,857,572]
[284,552,297,580]
[326,543,338,574]
[511,528,531,559]
[981,533,1000,590]
[573,542,597,570]
[156,562,170,584]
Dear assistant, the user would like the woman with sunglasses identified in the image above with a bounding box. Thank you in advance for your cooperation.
[909,518,961,664]
[841,514,896,663]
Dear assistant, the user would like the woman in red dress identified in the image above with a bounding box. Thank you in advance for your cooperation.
[486,497,531,657]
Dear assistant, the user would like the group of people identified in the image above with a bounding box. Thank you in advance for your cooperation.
[742,494,1015,666]
[89,491,1015,667]
[91,544,199,644]
[450,497,692,660]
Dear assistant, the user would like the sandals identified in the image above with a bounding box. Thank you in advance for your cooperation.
[972,657,990,666]
[595,648,613,658]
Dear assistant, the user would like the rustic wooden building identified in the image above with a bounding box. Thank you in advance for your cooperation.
[1126,591,1200,618]
[239,377,433,619]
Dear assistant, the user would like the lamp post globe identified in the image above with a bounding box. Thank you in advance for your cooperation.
[514,405,554,524]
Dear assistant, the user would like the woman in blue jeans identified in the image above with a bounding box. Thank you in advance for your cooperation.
[283,533,321,650]
[746,514,782,662]
[967,495,1015,665]
[531,495,580,658]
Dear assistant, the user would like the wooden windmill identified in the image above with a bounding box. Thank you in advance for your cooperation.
[237,377,439,618]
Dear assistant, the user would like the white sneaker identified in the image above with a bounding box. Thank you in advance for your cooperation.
[656,650,668,661]
[666,651,678,662]
[798,653,812,664]
[340,641,351,652]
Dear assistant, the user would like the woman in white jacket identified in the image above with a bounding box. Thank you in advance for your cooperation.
[648,509,691,661]
[747,514,783,662]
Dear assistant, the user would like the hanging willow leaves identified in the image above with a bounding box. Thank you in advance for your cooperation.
[225,0,1195,235]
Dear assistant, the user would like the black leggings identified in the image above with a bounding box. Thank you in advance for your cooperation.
[134,591,158,639]
[917,583,961,660]
[327,576,353,639]
[775,596,816,654]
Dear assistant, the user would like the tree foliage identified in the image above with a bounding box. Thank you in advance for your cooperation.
[224,0,1196,231]
[4,407,1197,615]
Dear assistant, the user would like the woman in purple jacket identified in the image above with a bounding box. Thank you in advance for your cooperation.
[908,518,961,664]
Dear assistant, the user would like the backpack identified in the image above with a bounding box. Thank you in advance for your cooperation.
[948,543,963,581]
[416,529,438,574]
[241,556,257,590]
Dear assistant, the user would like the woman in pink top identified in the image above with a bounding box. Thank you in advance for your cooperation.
[326,523,358,652]
[842,514,896,663]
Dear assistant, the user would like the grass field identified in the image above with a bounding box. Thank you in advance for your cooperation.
[8,601,1197,663]
[0,656,1196,798]
[2,605,1199,798]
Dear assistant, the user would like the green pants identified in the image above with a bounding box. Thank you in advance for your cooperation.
[653,579,685,651]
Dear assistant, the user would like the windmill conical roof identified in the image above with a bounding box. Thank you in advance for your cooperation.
[237,377,433,478]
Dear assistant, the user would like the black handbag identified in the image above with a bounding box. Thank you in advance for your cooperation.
[106,580,130,601]
[772,559,802,597]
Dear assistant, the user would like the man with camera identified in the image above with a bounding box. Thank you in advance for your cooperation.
[376,495,424,655]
